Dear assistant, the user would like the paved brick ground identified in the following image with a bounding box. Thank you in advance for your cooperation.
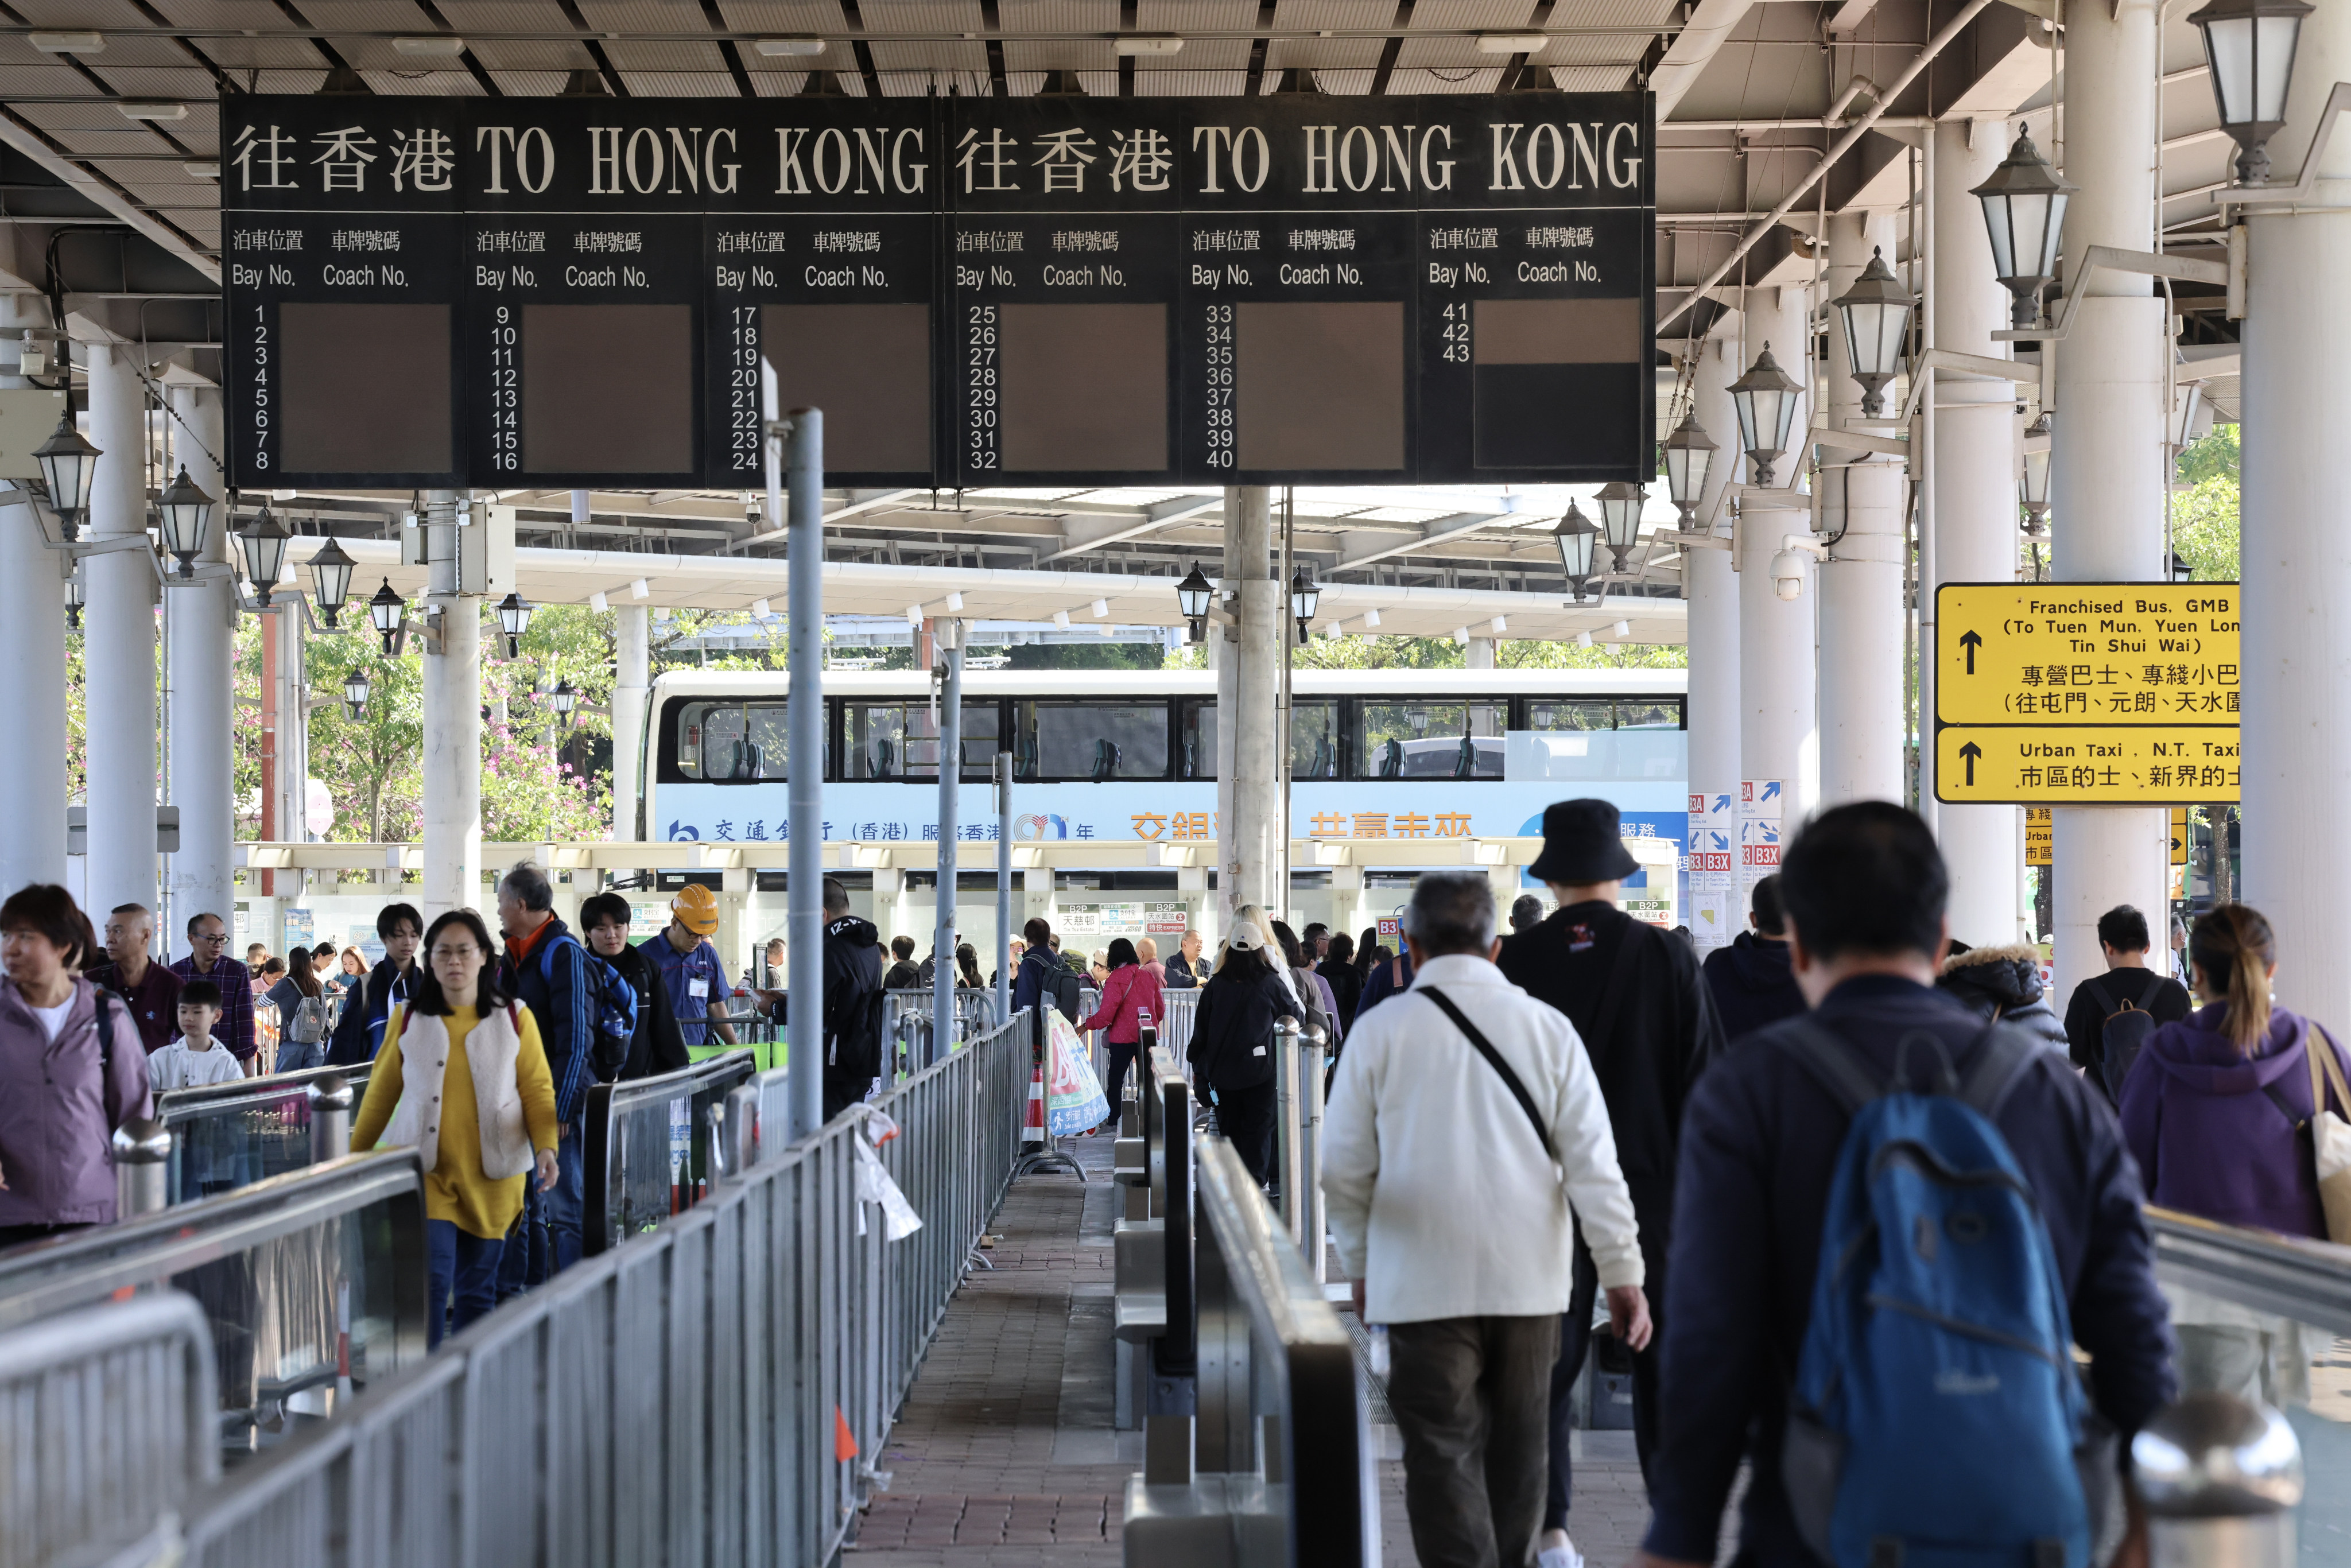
[845,1131,1674,1567]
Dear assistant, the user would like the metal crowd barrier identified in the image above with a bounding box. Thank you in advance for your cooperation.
[150,1062,371,1208]
[0,1150,431,1462]
[0,1293,220,1568]
[1113,1040,1197,1436]
[1124,1134,1376,1568]
[83,1008,1037,1568]
[581,1048,761,1254]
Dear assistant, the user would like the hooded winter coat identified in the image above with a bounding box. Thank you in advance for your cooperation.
[2120,1003,2351,1239]
[1699,931,1805,1043]
[820,915,884,1095]
[1935,943,2069,1053]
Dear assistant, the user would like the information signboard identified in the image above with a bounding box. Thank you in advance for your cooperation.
[1935,583,2240,804]
[2026,807,2187,866]
[219,92,1653,491]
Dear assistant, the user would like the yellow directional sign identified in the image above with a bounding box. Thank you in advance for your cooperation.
[2172,806,2190,866]
[1937,583,2240,726]
[1938,727,2239,804]
[2027,806,2189,865]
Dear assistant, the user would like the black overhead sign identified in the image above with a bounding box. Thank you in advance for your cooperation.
[220,93,1654,491]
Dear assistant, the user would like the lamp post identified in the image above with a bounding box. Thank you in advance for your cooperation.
[32,411,99,541]
[1729,343,1804,487]
[548,678,577,724]
[2020,413,2054,538]
[1972,126,2076,329]
[65,568,84,631]
[235,501,290,608]
[495,591,534,659]
[342,666,371,722]
[1553,500,1601,602]
[1830,246,1917,418]
[1661,413,1717,529]
[2189,0,2313,185]
[308,535,356,627]
[1175,564,1214,644]
[1287,563,1319,646]
[367,577,404,654]
[1594,481,1646,575]
[155,465,215,579]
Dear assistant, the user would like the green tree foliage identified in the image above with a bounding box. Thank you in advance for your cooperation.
[2171,424,2241,583]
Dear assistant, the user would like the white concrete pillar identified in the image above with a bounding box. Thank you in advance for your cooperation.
[83,343,157,917]
[167,384,233,935]
[274,600,306,843]
[2240,1,2351,1020]
[419,491,481,917]
[0,294,66,894]
[2049,0,2172,1003]
[613,603,649,840]
[1685,313,1744,953]
[1465,636,1494,670]
[1818,211,1909,808]
[1932,118,2026,942]
[1222,486,1278,917]
[1737,284,1819,821]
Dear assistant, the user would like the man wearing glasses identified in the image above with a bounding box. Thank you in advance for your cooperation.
[170,912,257,1074]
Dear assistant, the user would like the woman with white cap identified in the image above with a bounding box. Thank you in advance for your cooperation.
[1185,919,1302,1186]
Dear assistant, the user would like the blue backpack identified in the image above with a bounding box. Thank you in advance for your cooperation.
[1778,1021,2122,1568]
[540,936,638,1082]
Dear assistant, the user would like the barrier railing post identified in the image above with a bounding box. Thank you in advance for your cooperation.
[111,1119,171,1217]
[1299,1024,1326,1282]
[726,1082,759,1177]
[1273,1018,1301,1241]
[2133,1392,2303,1568]
[306,1073,354,1165]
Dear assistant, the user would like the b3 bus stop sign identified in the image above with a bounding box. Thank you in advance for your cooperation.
[1935,583,2239,805]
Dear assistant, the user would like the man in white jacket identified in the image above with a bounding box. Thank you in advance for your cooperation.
[1324,869,1648,1568]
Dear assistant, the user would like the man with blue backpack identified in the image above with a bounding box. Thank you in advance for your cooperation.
[496,863,631,1285]
[1636,802,2175,1568]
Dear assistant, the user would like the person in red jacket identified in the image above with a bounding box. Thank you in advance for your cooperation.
[1080,937,1164,1120]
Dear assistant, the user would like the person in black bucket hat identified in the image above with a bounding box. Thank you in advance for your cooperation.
[1499,798,1725,1568]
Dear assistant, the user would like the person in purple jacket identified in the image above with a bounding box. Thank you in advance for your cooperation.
[2120,902,2351,1240]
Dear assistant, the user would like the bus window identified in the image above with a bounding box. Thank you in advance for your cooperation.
[1015,701,1170,781]
[845,702,1000,779]
[1178,700,1217,781]
[1291,700,1339,779]
[1614,699,1684,730]
[1355,702,1504,780]
[1524,700,1617,732]
[677,701,789,781]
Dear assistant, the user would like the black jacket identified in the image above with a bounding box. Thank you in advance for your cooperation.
[606,940,691,1081]
[1642,975,2177,1566]
[1186,959,1301,1094]
[882,959,922,992]
[1317,958,1363,1031]
[1012,948,1080,1023]
[1700,931,1806,1045]
[821,916,886,1085]
[1936,942,2070,1054]
[1497,902,1724,1233]
[326,956,414,1066]
[1164,953,1201,989]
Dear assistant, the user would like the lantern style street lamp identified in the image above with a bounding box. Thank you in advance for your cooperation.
[1287,563,1320,645]
[368,578,405,654]
[548,678,579,723]
[1553,500,1601,602]
[1661,413,1717,528]
[2019,413,2053,537]
[308,535,356,627]
[1175,564,1214,643]
[1594,482,1646,575]
[155,465,215,579]
[495,591,534,658]
[236,501,290,607]
[1973,126,2076,329]
[33,412,99,541]
[1832,247,1917,418]
[65,568,84,630]
[1729,344,1803,488]
[343,666,371,721]
[2190,0,2313,185]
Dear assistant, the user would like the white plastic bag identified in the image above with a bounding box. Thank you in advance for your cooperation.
[854,1127,924,1242]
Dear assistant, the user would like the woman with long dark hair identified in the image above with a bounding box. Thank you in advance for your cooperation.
[1079,936,1165,1117]
[266,942,330,1072]
[351,909,559,1348]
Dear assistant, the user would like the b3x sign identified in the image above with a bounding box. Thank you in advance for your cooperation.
[1936,583,2240,805]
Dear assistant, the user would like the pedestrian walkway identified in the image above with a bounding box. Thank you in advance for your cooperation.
[843,1132,1659,1567]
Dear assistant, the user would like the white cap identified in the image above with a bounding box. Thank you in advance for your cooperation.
[1228,921,1266,951]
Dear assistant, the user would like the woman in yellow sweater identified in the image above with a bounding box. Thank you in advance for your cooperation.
[352,908,559,1348]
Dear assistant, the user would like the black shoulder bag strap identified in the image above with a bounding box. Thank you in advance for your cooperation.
[91,986,118,1078]
[1419,985,1550,1151]
[2136,971,2166,1011]
[2085,975,2118,1019]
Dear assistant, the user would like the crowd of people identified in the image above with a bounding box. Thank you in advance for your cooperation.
[1314,793,2337,1568]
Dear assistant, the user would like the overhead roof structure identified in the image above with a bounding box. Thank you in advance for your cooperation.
[0,0,2238,610]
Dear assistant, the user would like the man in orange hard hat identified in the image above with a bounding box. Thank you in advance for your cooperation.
[641,883,738,1053]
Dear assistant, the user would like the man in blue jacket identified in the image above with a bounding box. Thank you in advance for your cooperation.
[1634,803,2175,1568]
[1697,873,1807,1044]
[495,863,595,1286]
